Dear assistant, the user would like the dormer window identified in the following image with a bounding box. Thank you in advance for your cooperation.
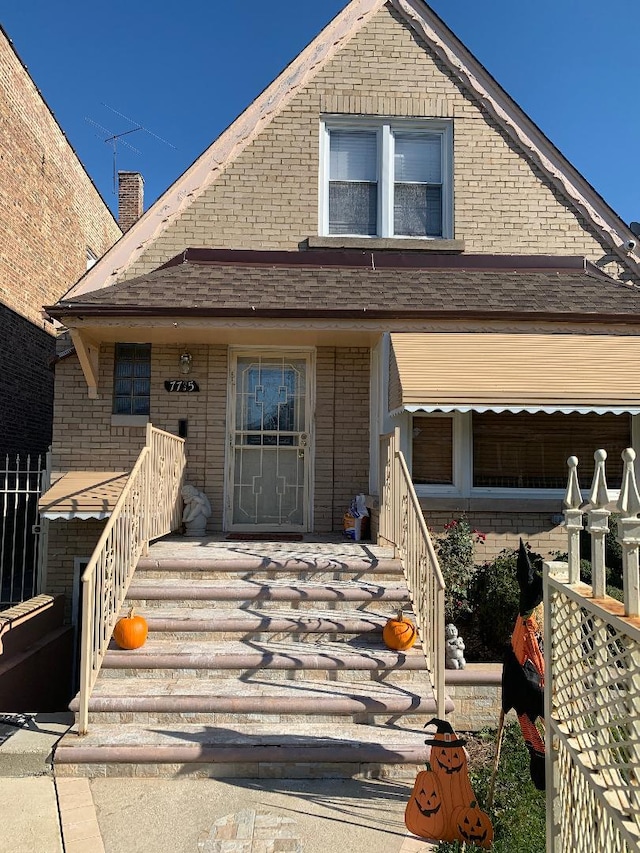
[320,118,453,239]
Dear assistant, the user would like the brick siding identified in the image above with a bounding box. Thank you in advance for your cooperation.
[46,519,106,623]
[0,30,120,458]
[0,304,55,456]
[125,3,625,283]
[118,172,144,233]
[51,344,371,535]
[425,510,566,563]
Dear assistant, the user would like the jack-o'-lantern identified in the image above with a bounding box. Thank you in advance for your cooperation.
[452,801,494,849]
[424,719,480,834]
[404,769,445,839]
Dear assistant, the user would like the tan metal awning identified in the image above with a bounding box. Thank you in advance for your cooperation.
[39,472,128,520]
[389,332,640,415]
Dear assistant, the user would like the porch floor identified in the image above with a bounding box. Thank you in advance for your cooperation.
[142,533,394,562]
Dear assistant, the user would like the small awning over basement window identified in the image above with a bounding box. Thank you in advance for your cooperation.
[39,472,128,520]
[389,332,640,415]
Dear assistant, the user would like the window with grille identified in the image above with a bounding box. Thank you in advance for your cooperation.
[322,119,452,238]
[113,344,151,416]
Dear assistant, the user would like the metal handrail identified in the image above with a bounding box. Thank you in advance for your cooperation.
[77,424,185,734]
[379,428,446,718]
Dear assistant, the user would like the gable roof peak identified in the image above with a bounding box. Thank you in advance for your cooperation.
[63,0,640,301]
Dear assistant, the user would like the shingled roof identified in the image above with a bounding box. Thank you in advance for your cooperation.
[49,249,640,322]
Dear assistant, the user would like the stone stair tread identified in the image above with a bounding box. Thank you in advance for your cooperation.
[103,637,425,669]
[127,578,409,598]
[77,674,434,703]
[136,558,402,574]
[56,721,430,765]
[141,537,396,566]
[59,539,446,777]
[58,720,427,749]
[135,606,398,631]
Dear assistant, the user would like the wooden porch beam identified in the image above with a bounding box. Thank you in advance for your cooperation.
[70,330,100,399]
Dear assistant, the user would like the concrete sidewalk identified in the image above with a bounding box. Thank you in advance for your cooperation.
[88,776,436,853]
[0,713,437,852]
[0,712,72,853]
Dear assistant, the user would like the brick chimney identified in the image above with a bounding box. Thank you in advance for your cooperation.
[118,171,144,232]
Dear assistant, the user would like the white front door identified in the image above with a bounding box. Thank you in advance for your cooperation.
[227,350,313,531]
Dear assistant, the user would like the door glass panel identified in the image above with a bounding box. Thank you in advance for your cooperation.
[232,355,308,527]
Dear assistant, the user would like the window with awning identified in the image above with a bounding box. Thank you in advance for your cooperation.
[390,332,640,416]
[391,332,640,494]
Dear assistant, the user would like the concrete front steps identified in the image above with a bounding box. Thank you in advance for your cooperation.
[55,537,449,779]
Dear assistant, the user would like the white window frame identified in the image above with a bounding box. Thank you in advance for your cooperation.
[411,411,640,501]
[86,248,98,270]
[319,117,453,239]
[410,412,466,498]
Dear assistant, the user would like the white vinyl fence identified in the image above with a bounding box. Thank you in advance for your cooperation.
[545,448,640,851]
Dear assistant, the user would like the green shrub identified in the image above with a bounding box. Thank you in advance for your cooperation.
[434,517,485,624]
[468,546,543,659]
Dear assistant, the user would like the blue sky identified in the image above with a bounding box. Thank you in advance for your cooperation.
[2,1,639,225]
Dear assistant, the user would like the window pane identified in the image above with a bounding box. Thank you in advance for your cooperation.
[394,133,441,183]
[473,412,630,489]
[395,184,442,237]
[330,131,377,181]
[114,359,134,378]
[329,182,377,235]
[113,397,132,415]
[113,343,151,415]
[413,417,453,484]
[114,378,132,396]
[132,396,150,415]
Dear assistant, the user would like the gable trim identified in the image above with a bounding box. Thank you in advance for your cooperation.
[64,0,640,302]
[390,0,640,270]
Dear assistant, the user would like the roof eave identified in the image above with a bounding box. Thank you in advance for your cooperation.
[45,306,640,325]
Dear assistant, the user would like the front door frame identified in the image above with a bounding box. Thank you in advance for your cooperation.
[224,346,316,532]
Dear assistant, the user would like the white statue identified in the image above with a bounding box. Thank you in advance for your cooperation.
[181,484,211,536]
[445,623,466,670]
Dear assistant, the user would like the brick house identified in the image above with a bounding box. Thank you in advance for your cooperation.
[0,25,121,458]
[41,0,640,609]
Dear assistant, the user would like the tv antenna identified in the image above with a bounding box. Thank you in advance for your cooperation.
[85,103,176,193]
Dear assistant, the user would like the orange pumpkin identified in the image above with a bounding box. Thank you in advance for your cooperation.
[404,769,446,840]
[452,801,494,849]
[382,609,417,651]
[113,607,148,650]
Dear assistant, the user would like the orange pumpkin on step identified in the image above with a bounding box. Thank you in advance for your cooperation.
[113,607,148,650]
[382,609,417,651]
[404,769,446,840]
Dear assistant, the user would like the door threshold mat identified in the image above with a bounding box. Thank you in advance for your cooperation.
[226,533,304,542]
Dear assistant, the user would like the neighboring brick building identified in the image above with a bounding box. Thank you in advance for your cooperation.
[41,0,640,607]
[0,25,121,457]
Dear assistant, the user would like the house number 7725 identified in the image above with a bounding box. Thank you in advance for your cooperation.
[164,380,200,392]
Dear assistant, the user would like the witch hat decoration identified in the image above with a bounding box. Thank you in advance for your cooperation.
[424,718,467,747]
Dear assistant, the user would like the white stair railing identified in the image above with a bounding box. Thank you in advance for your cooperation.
[77,424,185,734]
[379,427,446,719]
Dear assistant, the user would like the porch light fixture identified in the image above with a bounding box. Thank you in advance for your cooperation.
[179,350,193,374]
